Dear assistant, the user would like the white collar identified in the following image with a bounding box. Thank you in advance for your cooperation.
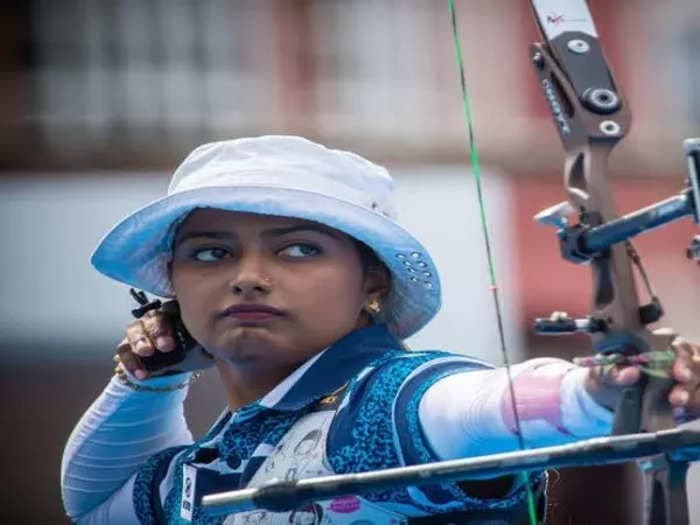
[258,348,328,408]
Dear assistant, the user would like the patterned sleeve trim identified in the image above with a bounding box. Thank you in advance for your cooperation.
[133,445,189,525]
[327,351,441,508]
[328,351,503,514]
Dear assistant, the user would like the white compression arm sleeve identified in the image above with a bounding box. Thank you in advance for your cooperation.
[418,358,613,460]
[61,373,193,522]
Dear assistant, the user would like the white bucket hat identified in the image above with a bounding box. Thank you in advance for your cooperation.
[91,135,441,338]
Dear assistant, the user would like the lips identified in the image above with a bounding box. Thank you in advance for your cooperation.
[223,304,284,318]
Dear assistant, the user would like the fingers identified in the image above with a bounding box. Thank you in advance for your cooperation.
[116,337,148,380]
[669,336,700,410]
[671,337,697,382]
[605,364,641,387]
[125,310,176,357]
[589,362,641,388]
[119,310,178,380]
[126,322,154,357]
[141,310,177,352]
[582,332,700,417]
[584,363,642,410]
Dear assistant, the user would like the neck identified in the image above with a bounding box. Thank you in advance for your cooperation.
[214,358,301,411]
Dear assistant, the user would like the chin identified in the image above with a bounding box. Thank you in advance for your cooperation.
[215,329,281,360]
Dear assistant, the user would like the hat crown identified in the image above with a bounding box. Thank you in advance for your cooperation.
[168,135,398,219]
[91,134,441,338]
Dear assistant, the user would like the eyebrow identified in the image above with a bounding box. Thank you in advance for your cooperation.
[175,224,343,244]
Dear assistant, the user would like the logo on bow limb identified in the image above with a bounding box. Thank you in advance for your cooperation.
[546,14,587,27]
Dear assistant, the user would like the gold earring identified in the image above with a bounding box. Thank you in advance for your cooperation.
[366,298,382,314]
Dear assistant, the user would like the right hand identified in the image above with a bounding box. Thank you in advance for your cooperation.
[116,302,214,380]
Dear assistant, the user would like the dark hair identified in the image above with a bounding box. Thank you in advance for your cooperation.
[352,238,388,277]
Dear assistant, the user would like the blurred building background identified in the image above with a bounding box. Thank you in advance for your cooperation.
[1,0,699,523]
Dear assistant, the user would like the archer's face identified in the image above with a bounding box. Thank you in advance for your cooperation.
[170,209,381,369]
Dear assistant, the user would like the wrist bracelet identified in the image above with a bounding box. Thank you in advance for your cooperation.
[114,363,201,392]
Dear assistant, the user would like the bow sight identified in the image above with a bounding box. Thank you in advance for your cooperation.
[534,139,700,334]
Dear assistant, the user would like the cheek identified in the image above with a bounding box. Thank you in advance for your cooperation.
[170,266,221,331]
[171,262,226,299]
[291,264,365,310]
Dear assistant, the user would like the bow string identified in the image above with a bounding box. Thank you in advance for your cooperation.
[448,1,539,523]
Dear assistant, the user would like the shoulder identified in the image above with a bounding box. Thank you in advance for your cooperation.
[326,350,529,515]
[337,349,490,412]
[343,348,493,411]
[327,349,491,470]
[363,349,493,389]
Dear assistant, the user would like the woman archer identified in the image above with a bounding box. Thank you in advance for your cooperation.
[61,135,700,524]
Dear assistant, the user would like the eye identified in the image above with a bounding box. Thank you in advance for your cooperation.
[278,243,321,258]
[191,247,231,262]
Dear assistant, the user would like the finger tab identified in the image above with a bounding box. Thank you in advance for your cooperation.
[156,335,176,351]
[141,313,174,339]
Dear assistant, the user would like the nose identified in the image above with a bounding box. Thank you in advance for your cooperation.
[231,277,272,296]
[228,251,272,296]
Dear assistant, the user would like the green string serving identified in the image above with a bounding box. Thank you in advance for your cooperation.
[447,1,539,523]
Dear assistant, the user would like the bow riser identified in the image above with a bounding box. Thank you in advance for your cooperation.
[529,26,677,435]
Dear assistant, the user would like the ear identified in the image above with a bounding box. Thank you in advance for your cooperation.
[363,264,391,303]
